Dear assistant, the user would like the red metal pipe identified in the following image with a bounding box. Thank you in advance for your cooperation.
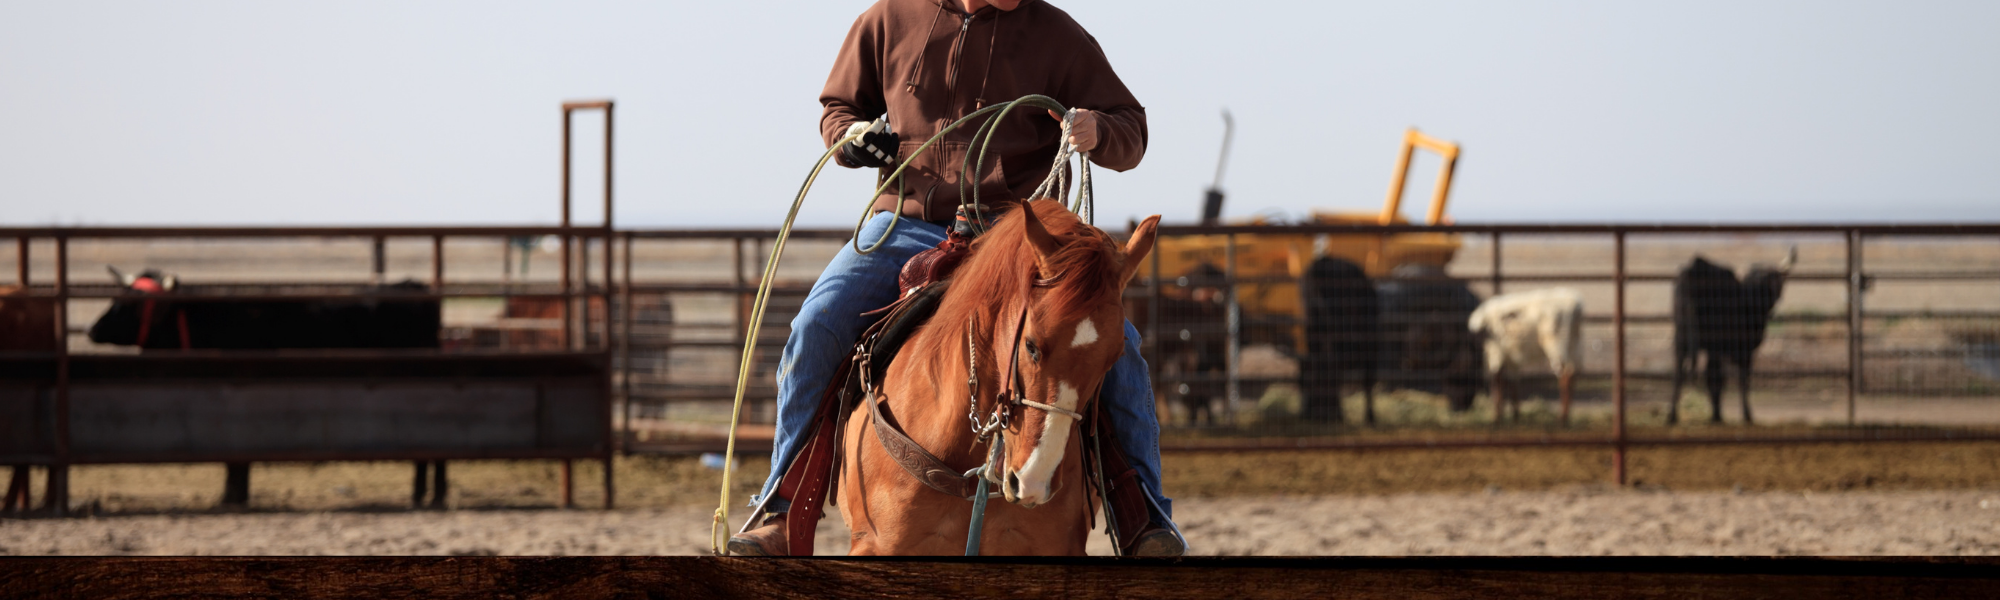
[1489,231,1502,296]
[431,235,444,290]
[51,235,70,515]
[1154,429,2000,453]
[60,449,611,464]
[1848,229,1863,424]
[1613,231,1627,487]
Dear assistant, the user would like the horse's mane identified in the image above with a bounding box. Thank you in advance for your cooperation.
[908,200,1127,390]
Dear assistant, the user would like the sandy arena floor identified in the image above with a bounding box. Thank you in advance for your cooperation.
[5,443,1998,556]
[6,489,1998,556]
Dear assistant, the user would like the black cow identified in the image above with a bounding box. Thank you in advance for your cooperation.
[1376,265,1484,412]
[1301,257,1379,424]
[1668,249,1794,425]
[88,267,447,508]
[1128,264,1228,427]
[89,268,439,350]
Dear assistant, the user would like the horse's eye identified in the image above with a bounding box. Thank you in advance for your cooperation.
[1025,339,1041,363]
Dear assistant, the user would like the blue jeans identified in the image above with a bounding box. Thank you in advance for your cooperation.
[754,211,1174,524]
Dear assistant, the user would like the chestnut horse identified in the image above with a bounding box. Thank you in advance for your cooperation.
[838,200,1159,555]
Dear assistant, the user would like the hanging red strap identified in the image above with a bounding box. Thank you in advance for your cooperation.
[176,309,191,350]
[135,298,157,347]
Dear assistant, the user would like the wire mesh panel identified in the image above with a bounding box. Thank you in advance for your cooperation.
[1123,225,2000,449]
[617,232,846,451]
[588,224,2000,462]
[1859,235,2000,400]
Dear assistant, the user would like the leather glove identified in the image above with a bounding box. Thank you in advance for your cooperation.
[840,120,900,169]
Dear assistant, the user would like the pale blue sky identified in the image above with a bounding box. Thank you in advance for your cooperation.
[2,1,1996,227]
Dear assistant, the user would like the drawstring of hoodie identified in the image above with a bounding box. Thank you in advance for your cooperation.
[974,9,999,109]
[907,2,1003,109]
[904,3,947,93]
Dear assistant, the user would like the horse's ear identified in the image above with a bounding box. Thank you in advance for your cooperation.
[1020,201,1062,277]
[1119,215,1162,284]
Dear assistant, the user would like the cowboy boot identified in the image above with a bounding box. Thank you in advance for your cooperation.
[726,513,788,556]
[1124,521,1188,557]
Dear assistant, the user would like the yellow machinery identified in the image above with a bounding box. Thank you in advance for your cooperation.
[1153,128,1464,348]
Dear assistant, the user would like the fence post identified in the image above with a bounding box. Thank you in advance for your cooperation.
[1147,232,1162,407]
[430,236,444,289]
[1489,231,1502,296]
[1847,229,1862,424]
[371,236,386,286]
[621,232,635,452]
[1224,233,1241,421]
[1613,231,1627,486]
[579,239,592,349]
[50,236,70,515]
[561,105,575,351]
[734,238,747,350]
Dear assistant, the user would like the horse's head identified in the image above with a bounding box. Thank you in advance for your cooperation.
[986,200,1159,507]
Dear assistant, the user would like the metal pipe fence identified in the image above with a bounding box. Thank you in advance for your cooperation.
[1,225,627,514]
[609,223,2000,487]
[4,222,1996,499]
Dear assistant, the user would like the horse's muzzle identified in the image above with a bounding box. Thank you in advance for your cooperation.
[1003,468,1052,508]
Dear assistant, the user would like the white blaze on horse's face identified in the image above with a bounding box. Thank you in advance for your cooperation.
[1071,318,1099,348]
[1009,381,1080,508]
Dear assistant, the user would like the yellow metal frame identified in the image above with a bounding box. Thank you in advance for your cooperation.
[1379,128,1461,226]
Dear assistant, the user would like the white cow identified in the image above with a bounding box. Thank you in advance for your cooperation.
[1468,287,1583,424]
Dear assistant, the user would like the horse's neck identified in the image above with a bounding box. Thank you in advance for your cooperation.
[894,290,1025,465]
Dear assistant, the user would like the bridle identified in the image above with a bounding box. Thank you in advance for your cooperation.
[954,270,1091,556]
[964,272,1084,454]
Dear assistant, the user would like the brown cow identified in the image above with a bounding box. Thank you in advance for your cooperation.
[0,285,56,351]
[1,285,55,513]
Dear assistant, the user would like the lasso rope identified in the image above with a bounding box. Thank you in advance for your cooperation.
[710,95,1096,555]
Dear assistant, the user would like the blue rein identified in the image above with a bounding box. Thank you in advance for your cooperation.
[966,473,991,556]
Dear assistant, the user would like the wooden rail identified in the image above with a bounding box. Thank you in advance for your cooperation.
[2,557,1994,599]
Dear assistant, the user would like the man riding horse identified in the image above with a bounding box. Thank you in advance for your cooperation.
[729,0,1185,556]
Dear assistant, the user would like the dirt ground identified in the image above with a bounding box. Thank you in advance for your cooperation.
[5,442,1999,555]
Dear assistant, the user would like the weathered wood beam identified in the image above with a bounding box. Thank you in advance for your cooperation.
[1,557,1995,600]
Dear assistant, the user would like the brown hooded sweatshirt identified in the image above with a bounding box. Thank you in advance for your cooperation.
[821,0,1147,223]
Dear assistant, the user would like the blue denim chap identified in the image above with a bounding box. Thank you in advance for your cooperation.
[752,211,1174,524]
